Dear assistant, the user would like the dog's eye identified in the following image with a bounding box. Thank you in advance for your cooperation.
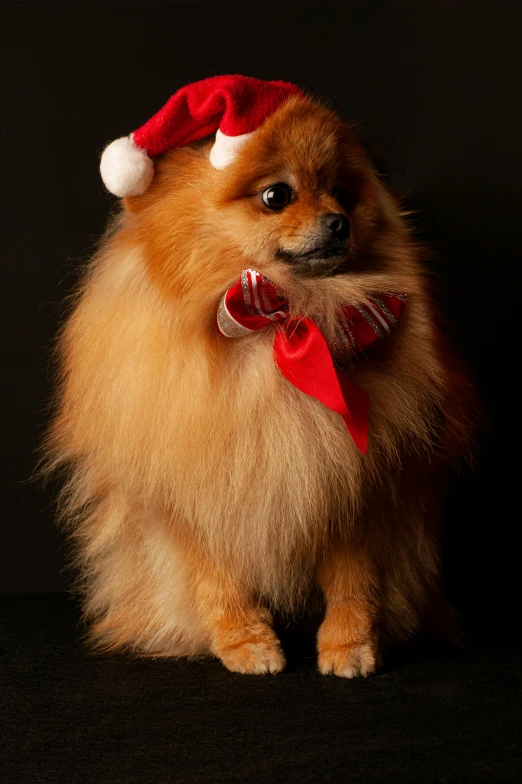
[262,183,292,211]
[333,186,348,208]
[333,185,357,212]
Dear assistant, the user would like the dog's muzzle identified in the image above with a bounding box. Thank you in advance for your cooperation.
[276,212,351,276]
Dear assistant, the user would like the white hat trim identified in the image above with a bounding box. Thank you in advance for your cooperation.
[209,128,257,170]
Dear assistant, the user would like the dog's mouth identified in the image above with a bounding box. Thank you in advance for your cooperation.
[275,244,348,277]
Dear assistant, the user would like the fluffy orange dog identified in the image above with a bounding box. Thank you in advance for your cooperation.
[45,81,474,676]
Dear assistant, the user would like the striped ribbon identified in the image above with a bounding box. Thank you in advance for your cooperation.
[217,269,406,453]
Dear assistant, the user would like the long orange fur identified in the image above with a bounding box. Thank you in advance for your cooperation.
[43,96,475,676]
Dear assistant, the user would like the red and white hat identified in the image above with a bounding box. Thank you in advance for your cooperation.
[100,75,304,198]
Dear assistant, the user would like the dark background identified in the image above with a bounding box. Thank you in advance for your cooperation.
[2,1,521,642]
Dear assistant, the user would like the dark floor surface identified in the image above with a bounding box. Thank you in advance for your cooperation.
[2,595,521,783]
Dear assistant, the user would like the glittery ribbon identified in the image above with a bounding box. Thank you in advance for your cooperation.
[217,269,406,453]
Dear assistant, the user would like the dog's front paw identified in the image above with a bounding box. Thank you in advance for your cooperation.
[318,643,380,679]
[217,631,286,675]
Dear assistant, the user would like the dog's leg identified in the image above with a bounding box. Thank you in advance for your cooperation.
[316,543,381,678]
[190,552,286,675]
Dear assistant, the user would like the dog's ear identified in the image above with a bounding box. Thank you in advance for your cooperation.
[122,196,144,215]
[122,186,163,214]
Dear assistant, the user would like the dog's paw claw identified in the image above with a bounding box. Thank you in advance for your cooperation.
[318,643,380,679]
[219,639,286,675]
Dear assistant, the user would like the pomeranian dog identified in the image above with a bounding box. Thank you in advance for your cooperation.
[44,77,475,677]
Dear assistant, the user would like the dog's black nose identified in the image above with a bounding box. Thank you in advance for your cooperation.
[321,212,350,241]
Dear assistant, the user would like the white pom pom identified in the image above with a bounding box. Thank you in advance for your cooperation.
[99,135,154,197]
[209,128,256,170]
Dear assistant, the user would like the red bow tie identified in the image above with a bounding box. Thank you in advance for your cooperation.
[217,269,406,453]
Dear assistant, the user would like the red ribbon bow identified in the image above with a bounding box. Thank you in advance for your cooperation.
[217,269,406,454]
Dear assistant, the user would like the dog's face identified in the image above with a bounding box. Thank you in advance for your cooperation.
[213,97,391,280]
[125,96,404,303]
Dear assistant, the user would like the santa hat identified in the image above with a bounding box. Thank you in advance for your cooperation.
[100,75,304,198]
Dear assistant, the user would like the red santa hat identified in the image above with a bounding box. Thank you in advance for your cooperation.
[100,75,304,198]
